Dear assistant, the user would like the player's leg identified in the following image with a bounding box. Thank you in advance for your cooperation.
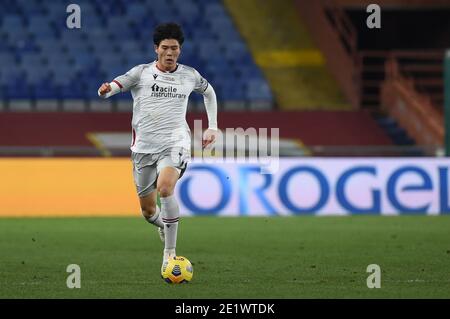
[132,152,164,242]
[157,166,181,262]
[139,191,165,242]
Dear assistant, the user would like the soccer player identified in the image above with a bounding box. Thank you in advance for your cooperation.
[97,23,218,268]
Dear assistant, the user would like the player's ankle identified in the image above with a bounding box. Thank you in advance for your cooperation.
[163,248,176,261]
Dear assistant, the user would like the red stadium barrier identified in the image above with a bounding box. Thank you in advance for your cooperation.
[0,111,392,148]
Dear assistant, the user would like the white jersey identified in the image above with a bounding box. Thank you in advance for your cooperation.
[113,61,209,154]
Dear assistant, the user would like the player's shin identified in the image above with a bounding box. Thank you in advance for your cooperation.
[143,205,164,228]
[161,194,179,261]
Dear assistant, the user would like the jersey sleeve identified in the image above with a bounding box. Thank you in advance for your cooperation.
[113,65,142,92]
[192,69,209,94]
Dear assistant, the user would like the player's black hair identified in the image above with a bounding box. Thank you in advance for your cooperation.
[153,23,184,46]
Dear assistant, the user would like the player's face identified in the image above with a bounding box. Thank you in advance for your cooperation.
[155,39,181,71]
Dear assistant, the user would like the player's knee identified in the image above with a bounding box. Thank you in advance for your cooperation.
[141,205,157,219]
[157,184,174,197]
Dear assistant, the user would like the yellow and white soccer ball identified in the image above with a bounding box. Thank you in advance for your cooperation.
[161,256,193,284]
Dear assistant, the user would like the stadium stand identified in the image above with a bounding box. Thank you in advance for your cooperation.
[0,0,274,111]
[224,0,350,110]
[296,0,448,153]
[1,0,446,157]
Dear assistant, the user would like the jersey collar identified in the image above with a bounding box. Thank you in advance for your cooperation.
[154,61,179,74]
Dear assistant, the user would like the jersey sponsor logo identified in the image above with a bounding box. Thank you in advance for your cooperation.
[150,83,187,99]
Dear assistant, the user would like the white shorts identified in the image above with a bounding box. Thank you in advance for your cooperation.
[131,147,190,197]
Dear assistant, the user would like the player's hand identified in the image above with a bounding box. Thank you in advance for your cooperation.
[98,82,112,96]
[202,129,218,149]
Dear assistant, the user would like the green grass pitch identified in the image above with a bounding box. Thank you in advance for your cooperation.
[0,216,449,298]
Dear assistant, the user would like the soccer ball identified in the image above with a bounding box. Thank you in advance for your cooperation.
[161,256,193,284]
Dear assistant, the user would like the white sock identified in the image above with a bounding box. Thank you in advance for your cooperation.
[161,195,179,260]
[144,205,164,228]
[163,249,176,263]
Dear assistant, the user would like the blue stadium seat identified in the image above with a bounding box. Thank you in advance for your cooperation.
[38,39,66,54]
[46,54,73,69]
[33,81,59,99]
[59,82,84,100]
[124,54,151,70]
[0,40,11,52]
[0,0,273,106]
[70,52,98,71]
[2,15,25,30]
[0,53,16,66]
[0,63,22,77]
[27,15,54,29]
[106,16,136,38]
[90,35,115,49]
[45,2,68,19]
[224,41,249,63]
[110,91,132,101]
[149,0,172,10]
[118,40,144,55]
[191,29,217,42]
[204,3,228,18]
[25,66,52,85]
[52,66,76,86]
[103,66,128,82]
[238,65,264,81]
[95,0,126,17]
[99,55,126,74]
[189,92,204,103]
[125,3,150,22]
[59,29,86,43]
[10,37,39,55]
[198,40,223,61]
[218,82,246,101]
[4,82,31,99]
[174,1,201,23]
[246,79,273,101]
[19,53,45,67]
[1,0,21,14]
[79,15,104,30]
[78,70,103,91]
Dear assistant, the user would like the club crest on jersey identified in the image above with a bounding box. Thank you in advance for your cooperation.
[153,74,158,80]
[159,75,176,82]
[154,74,179,85]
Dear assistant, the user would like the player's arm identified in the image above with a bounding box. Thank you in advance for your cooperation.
[97,81,121,99]
[202,84,218,149]
[192,69,219,148]
[98,65,142,99]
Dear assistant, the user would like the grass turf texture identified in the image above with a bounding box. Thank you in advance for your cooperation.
[0,216,449,298]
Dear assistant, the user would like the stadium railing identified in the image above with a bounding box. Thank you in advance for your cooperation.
[381,54,444,147]
[295,0,362,110]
